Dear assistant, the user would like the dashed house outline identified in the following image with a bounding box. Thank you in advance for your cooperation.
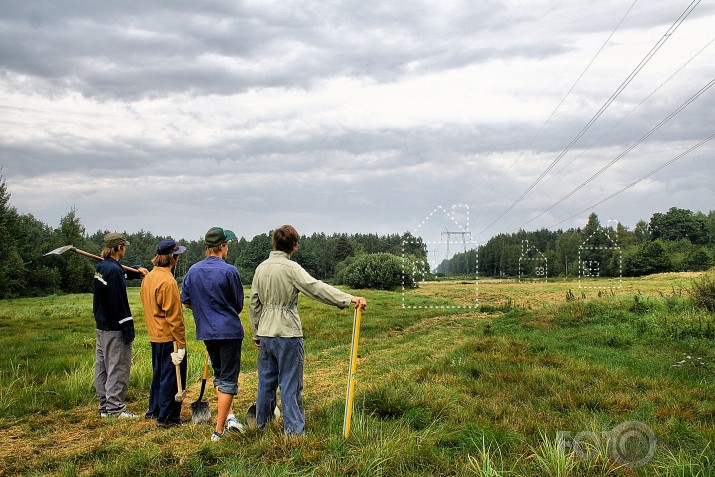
[578,227,623,289]
[518,240,548,283]
[402,205,479,309]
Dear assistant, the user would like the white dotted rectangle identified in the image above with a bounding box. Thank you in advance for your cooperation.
[402,239,479,309]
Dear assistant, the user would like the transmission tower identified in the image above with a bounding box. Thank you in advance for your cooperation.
[441,228,471,258]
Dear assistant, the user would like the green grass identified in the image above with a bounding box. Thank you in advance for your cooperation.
[0,275,713,476]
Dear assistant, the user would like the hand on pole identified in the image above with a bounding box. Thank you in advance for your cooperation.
[171,348,186,365]
[351,296,367,310]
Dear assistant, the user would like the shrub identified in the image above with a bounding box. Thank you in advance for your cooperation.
[623,241,673,276]
[333,255,357,278]
[690,274,715,312]
[335,253,422,290]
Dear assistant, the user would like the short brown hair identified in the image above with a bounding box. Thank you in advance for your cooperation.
[272,225,300,254]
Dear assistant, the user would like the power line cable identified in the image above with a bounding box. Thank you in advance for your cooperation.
[474,0,702,238]
[482,0,639,198]
[538,35,715,189]
[546,132,715,230]
[517,76,715,230]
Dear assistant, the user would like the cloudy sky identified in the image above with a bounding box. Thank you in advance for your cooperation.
[1,0,714,246]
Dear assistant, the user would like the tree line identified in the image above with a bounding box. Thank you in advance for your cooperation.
[0,175,428,298]
[437,210,715,277]
[2,173,713,298]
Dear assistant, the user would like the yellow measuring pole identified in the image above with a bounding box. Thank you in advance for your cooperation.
[343,305,362,438]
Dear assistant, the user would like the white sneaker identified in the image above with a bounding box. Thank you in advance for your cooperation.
[211,431,223,442]
[117,410,139,419]
[226,413,245,433]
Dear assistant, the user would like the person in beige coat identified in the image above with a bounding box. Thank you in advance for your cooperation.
[249,224,367,435]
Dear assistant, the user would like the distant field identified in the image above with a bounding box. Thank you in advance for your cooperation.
[405,273,703,309]
[0,272,713,476]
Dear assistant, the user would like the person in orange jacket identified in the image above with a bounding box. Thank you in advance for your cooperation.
[140,239,187,427]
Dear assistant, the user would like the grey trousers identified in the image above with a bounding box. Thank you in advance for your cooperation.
[94,329,132,414]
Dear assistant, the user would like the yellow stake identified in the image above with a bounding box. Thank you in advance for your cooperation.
[343,305,362,438]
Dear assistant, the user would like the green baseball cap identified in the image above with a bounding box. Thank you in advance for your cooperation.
[204,227,236,247]
[104,232,130,248]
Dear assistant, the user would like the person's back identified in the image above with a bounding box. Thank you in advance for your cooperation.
[251,250,351,338]
[183,255,244,340]
[139,239,187,427]
[180,226,246,441]
[252,252,299,305]
[249,225,366,436]
[92,232,147,419]
[93,256,128,331]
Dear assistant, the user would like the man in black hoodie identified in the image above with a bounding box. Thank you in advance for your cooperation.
[93,232,147,418]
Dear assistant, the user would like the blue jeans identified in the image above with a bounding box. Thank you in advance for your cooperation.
[147,342,187,424]
[256,337,304,435]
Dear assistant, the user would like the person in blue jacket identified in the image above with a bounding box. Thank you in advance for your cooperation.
[93,232,147,418]
[181,227,245,441]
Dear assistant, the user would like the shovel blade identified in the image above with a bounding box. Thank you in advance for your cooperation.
[245,402,257,427]
[245,402,280,428]
[190,400,211,425]
[44,245,75,256]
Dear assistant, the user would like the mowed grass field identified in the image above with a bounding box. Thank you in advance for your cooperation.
[0,273,713,476]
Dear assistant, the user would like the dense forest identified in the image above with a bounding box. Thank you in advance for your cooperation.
[0,176,426,298]
[437,210,715,278]
[1,174,713,299]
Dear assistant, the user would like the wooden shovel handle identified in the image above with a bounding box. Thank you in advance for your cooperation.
[174,341,183,395]
[202,354,210,380]
[72,247,140,275]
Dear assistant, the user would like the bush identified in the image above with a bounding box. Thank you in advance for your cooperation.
[335,253,423,290]
[333,255,357,278]
[623,241,672,276]
[684,247,713,271]
[690,274,715,312]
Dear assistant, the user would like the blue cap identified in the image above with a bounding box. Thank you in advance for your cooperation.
[156,239,187,255]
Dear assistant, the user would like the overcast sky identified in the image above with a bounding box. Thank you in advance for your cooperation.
[1,1,714,248]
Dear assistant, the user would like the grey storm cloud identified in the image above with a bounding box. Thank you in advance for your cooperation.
[0,0,616,100]
[1,0,714,241]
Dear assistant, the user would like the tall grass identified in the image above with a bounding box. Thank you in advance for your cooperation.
[466,437,518,476]
[1,277,714,475]
[528,431,578,477]
[690,273,715,312]
[652,442,714,477]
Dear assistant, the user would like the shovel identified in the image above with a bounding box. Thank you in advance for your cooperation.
[44,245,139,274]
[174,342,185,402]
[190,354,212,424]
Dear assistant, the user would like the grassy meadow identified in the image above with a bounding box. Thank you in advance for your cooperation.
[0,273,714,476]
